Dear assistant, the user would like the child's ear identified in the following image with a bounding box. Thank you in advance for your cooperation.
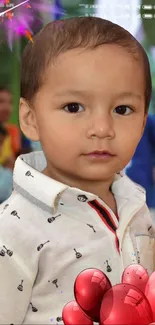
[19,98,39,141]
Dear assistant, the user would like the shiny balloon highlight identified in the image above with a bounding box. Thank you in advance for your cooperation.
[62,265,155,325]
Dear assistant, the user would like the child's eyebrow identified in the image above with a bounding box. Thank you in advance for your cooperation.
[53,89,89,98]
[53,90,142,101]
[116,92,142,100]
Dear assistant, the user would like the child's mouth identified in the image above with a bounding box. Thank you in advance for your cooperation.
[84,150,116,160]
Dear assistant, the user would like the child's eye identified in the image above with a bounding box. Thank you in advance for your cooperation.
[63,102,84,113]
[114,105,133,115]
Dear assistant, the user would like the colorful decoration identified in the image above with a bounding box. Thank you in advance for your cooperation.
[145,271,155,321]
[122,264,149,293]
[74,268,111,322]
[0,0,65,49]
[62,301,93,325]
[62,265,155,325]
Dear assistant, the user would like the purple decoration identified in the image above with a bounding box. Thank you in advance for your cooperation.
[0,0,61,50]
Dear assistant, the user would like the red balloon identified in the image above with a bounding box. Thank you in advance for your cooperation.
[74,268,111,322]
[62,300,93,325]
[145,271,155,321]
[122,264,149,293]
[100,283,153,325]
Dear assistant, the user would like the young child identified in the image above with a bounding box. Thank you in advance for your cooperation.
[0,17,154,324]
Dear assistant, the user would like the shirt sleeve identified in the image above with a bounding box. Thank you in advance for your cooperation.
[0,243,33,324]
[143,203,155,271]
[0,203,38,324]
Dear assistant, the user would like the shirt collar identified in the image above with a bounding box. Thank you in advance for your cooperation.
[111,170,146,201]
[13,151,146,214]
[13,151,98,213]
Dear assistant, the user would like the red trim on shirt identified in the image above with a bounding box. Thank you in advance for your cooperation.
[88,200,120,254]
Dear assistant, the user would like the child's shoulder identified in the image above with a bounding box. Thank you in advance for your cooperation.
[130,202,155,237]
[0,192,41,281]
[0,191,44,247]
[0,190,33,215]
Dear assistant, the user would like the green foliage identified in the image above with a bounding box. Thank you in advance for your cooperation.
[141,0,155,46]
[62,0,95,19]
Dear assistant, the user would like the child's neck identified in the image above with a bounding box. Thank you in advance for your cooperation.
[43,166,117,215]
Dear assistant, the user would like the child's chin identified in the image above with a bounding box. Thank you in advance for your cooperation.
[79,170,115,181]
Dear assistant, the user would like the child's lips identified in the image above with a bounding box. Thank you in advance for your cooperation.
[84,150,116,160]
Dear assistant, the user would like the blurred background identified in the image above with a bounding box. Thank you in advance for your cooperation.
[0,0,155,218]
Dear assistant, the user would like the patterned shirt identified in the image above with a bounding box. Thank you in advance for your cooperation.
[0,151,154,324]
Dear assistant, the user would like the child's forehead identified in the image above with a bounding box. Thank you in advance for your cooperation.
[46,45,142,79]
[54,43,139,59]
[44,45,144,94]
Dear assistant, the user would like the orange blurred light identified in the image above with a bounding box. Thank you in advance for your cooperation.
[25,29,33,43]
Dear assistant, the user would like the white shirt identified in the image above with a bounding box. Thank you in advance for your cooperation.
[0,151,154,324]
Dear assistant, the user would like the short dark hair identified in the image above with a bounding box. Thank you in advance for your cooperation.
[0,124,8,137]
[20,16,152,113]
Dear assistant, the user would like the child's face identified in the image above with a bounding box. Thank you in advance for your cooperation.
[0,91,12,123]
[20,44,147,182]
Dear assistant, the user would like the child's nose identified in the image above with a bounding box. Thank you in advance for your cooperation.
[86,113,115,140]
